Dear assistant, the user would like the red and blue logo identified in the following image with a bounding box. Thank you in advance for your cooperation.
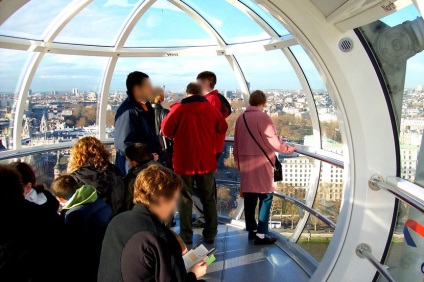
[403,220,424,247]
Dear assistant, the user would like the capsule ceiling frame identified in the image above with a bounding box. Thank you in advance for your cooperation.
[0,0,316,151]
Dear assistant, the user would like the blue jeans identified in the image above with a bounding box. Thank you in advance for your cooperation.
[244,193,274,234]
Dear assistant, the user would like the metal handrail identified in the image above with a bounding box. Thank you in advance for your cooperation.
[0,136,346,171]
[274,192,336,229]
[369,175,424,214]
[295,148,344,169]
[0,140,114,161]
[355,243,396,282]
[216,179,336,229]
[224,137,344,169]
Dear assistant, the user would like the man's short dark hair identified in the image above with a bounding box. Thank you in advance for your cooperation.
[126,71,149,92]
[186,82,202,96]
[197,71,217,88]
[125,143,153,165]
[51,175,79,200]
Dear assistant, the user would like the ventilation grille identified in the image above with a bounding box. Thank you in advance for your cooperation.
[338,38,353,52]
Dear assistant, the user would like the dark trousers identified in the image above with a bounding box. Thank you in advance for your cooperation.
[192,153,220,216]
[244,193,274,234]
[180,173,217,242]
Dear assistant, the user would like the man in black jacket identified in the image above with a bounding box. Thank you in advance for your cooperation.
[98,165,208,282]
[114,71,163,176]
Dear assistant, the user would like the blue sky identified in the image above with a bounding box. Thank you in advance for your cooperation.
[0,0,422,93]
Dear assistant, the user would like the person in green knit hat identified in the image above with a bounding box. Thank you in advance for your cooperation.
[51,175,113,282]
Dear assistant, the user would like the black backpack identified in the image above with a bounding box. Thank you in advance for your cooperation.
[217,93,232,117]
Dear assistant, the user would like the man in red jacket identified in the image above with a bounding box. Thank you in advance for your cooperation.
[162,82,228,244]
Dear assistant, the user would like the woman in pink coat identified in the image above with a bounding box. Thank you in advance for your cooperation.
[234,90,295,245]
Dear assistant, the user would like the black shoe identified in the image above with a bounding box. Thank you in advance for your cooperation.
[254,234,277,245]
[248,231,257,240]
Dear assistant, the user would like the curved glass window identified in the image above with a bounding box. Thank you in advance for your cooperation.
[0,0,71,40]
[23,54,108,146]
[182,0,269,44]
[0,49,32,150]
[290,45,342,151]
[55,0,141,46]
[240,0,289,36]
[235,50,313,144]
[106,55,239,138]
[125,0,215,47]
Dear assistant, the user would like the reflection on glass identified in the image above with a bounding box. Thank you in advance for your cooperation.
[106,55,239,138]
[297,215,334,262]
[358,5,423,182]
[0,0,71,40]
[289,45,342,151]
[125,0,215,47]
[240,0,289,36]
[182,0,269,44]
[314,162,343,224]
[235,50,312,143]
[0,49,33,150]
[379,202,410,281]
[269,195,304,238]
[269,156,313,238]
[55,0,140,46]
[23,54,108,147]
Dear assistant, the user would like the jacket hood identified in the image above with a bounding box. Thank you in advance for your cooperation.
[72,163,108,182]
[179,95,211,114]
[64,185,98,210]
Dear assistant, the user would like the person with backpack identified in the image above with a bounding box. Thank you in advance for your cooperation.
[197,71,231,160]
[151,86,173,169]
[196,71,232,228]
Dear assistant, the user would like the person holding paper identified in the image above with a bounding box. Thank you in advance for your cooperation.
[98,165,208,282]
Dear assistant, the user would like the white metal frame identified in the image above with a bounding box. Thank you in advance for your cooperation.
[168,0,251,97]
[1,0,301,146]
[97,0,156,139]
[282,47,323,242]
[12,0,94,149]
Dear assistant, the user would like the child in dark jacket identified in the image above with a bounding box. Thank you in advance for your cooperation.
[123,143,157,210]
[51,175,113,282]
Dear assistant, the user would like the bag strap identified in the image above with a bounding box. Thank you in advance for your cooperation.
[243,113,275,168]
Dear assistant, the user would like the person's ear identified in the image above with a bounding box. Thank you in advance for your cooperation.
[23,183,32,195]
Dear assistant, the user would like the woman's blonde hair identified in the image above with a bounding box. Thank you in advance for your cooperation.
[152,87,165,104]
[68,136,111,173]
[133,165,182,208]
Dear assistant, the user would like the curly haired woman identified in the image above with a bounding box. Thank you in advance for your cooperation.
[68,136,125,214]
